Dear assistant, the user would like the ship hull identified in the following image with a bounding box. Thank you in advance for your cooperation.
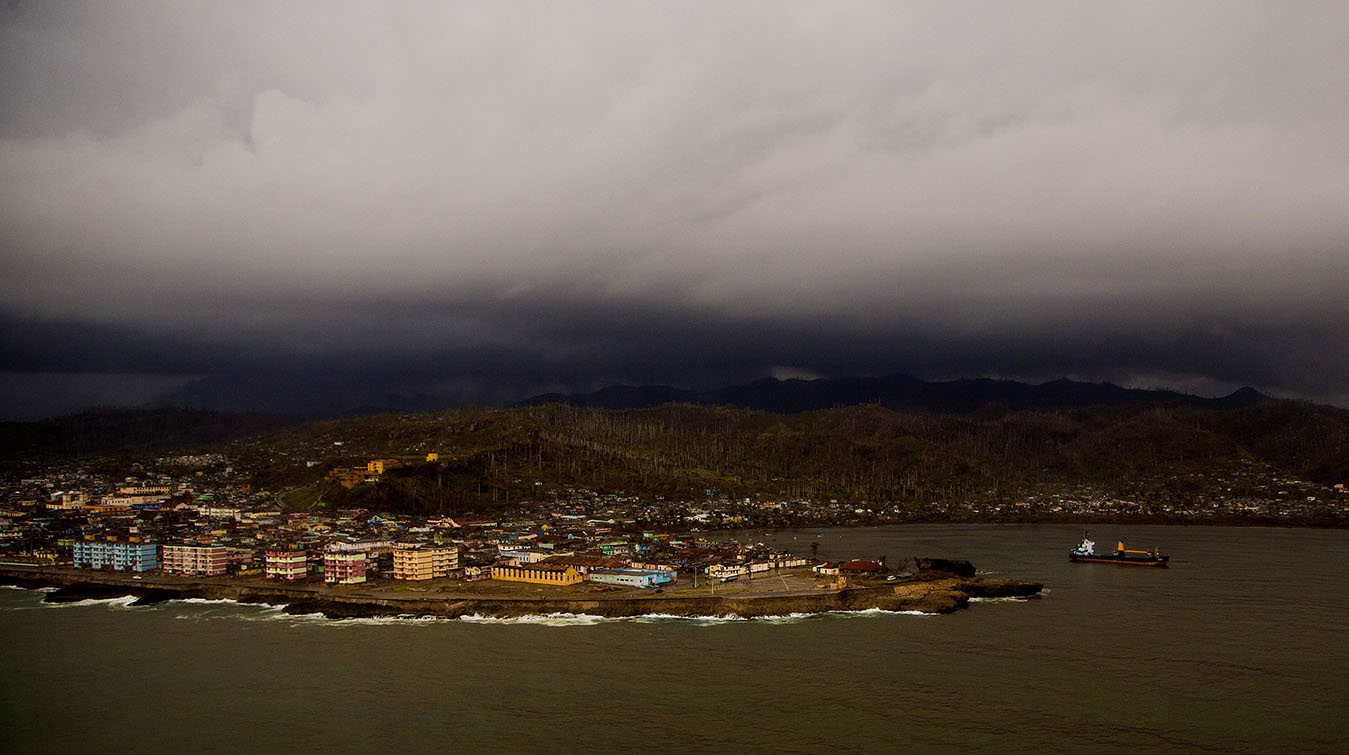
[1069,554,1169,566]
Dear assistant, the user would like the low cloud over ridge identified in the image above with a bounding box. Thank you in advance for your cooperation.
[3,2,1348,417]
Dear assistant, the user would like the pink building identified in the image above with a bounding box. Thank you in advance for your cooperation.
[161,544,229,576]
[324,550,368,585]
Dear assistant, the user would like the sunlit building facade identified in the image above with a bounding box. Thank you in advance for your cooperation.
[161,544,229,576]
[392,545,458,581]
[264,548,308,580]
[324,551,368,585]
[490,563,582,586]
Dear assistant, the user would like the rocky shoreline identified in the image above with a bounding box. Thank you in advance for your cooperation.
[0,566,1042,620]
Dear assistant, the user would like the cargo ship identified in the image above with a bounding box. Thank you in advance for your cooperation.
[1070,534,1169,566]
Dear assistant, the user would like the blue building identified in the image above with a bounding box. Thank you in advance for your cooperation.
[72,541,159,572]
[586,568,676,589]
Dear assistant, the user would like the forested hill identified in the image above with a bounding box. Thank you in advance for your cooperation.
[234,398,1348,518]
[6,396,1346,521]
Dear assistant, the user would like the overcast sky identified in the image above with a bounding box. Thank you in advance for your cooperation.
[3,2,1348,419]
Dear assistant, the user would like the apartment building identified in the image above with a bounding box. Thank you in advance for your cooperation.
[392,545,458,581]
[72,541,159,572]
[324,550,368,585]
[264,548,307,580]
[161,544,229,576]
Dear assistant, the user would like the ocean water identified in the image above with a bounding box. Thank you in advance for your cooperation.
[2,524,1345,754]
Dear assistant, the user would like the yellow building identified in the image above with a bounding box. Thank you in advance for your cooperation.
[490,563,582,586]
[393,545,459,580]
[84,502,133,514]
[367,459,401,475]
[425,453,439,462]
[325,467,368,488]
[116,484,172,496]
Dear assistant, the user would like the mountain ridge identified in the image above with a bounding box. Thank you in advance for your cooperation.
[519,374,1268,414]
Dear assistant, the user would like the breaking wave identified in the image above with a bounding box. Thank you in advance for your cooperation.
[204,607,946,626]
[459,612,615,626]
[302,614,446,627]
[42,595,140,608]
[454,608,937,626]
[0,584,58,593]
[175,597,286,609]
[830,607,933,617]
[29,593,943,625]
[174,605,450,628]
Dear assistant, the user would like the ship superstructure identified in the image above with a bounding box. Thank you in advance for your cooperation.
[1070,533,1169,566]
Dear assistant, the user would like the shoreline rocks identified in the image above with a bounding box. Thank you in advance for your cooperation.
[3,566,1042,620]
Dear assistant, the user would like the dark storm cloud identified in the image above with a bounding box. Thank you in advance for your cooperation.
[3,2,1349,417]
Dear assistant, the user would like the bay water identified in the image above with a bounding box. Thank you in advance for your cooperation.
[2,524,1345,753]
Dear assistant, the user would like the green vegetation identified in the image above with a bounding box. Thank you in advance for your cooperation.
[280,485,324,511]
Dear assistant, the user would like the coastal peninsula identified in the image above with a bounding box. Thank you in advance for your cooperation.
[1,565,1042,620]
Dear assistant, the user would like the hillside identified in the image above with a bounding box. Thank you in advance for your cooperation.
[217,399,1348,520]
[6,394,1346,523]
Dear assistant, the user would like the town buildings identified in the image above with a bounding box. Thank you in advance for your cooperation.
[707,563,750,582]
[838,559,886,575]
[27,445,1332,601]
